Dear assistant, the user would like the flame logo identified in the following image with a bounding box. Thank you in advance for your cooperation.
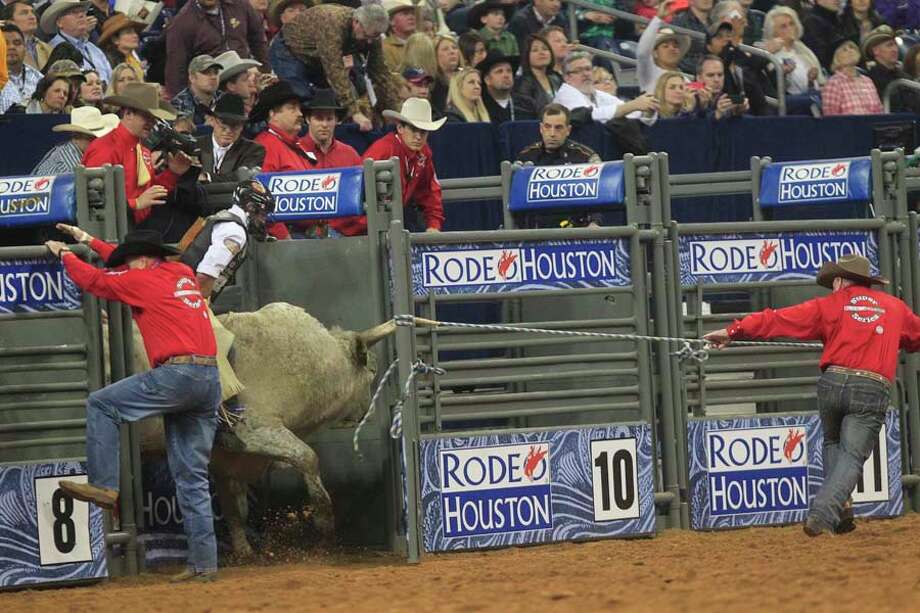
[759,240,778,267]
[583,165,599,177]
[830,163,847,177]
[497,250,518,279]
[321,175,337,190]
[523,446,549,481]
[34,178,50,190]
[783,429,805,462]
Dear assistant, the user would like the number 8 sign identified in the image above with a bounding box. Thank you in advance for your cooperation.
[34,475,93,566]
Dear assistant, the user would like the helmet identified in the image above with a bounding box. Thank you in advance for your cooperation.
[233,179,275,239]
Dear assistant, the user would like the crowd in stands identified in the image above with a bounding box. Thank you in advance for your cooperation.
[2,0,920,236]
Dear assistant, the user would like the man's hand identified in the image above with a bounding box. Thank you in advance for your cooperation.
[352,112,373,132]
[84,15,98,32]
[585,11,615,24]
[703,328,732,349]
[56,223,93,244]
[425,227,441,233]
[258,72,278,91]
[136,185,168,210]
[657,0,673,19]
[714,94,734,119]
[807,66,818,82]
[621,92,659,116]
[167,151,195,175]
[45,240,70,258]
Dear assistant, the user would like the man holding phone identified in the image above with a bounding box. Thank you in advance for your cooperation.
[692,55,748,119]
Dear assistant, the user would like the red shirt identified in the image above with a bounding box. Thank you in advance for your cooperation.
[62,239,216,366]
[82,124,179,225]
[728,285,920,381]
[296,134,364,236]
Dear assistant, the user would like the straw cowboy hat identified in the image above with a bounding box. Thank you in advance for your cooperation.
[382,97,446,131]
[861,25,896,59]
[267,0,307,27]
[52,107,119,138]
[215,50,262,83]
[103,82,177,121]
[106,229,181,268]
[815,254,889,289]
[383,0,415,16]
[655,27,691,57]
[97,13,147,48]
[41,0,91,35]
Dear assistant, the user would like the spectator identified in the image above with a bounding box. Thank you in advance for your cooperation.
[672,0,714,73]
[802,0,847,71]
[514,33,562,113]
[106,63,143,98]
[83,82,193,225]
[0,23,42,114]
[43,0,113,85]
[458,30,488,67]
[364,97,445,233]
[694,54,749,118]
[508,0,566,52]
[25,75,71,114]
[433,33,461,112]
[98,14,145,77]
[444,0,471,35]
[173,114,196,135]
[382,0,418,70]
[45,59,86,110]
[759,6,824,95]
[445,66,490,121]
[637,2,691,93]
[1,0,52,71]
[249,0,271,40]
[217,50,262,114]
[198,94,265,183]
[266,0,310,99]
[32,106,118,175]
[874,0,920,30]
[476,49,537,123]
[85,0,113,42]
[904,44,920,80]
[539,25,571,74]
[401,66,435,102]
[711,0,763,44]
[281,3,400,131]
[655,70,698,116]
[555,50,659,123]
[862,25,920,114]
[578,0,629,56]
[77,69,104,108]
[592,65,617,95]
[165,0,269,98]
[170,55,224,126]
[401,32,439,76]
[821,39,882,115]
[841,0,883,44]
[706,19,771,115]
[470,0,518,57]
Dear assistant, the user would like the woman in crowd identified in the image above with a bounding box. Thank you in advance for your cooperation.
[106,63,143,97]
[821,40,883,116]
[514,34,562,114]
[842,0,884,43]
[655,70,697,118]
[445,67,490,122]
[458,31,487,69]
[76,69,104,108]
[25,75,70,114]
[99,14,146,77]
[760,6,824,95]
[434,34,461,112]
[592,66,617,96]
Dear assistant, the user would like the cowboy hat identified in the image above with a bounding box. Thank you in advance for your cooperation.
[215,50,262,84]
[46,59,85,79]
[103,82,177,121]
[382,0,415,16]
[655,27,691,57]
[267,0,307,27]
[205,93,249,124]
[303,89,346,118]
[815,254,889,289]
[250,80,301,122]
[467,0,513,29]
[475,48,519,77]
[861,25,896,60]
[97,13,147,48]
[40,0,90,35]
[106,229,182,268]
[52,106,119,138]
[382,97,446,131]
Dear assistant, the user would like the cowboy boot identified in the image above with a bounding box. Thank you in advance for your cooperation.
[58,480,118,510]
[835,498,856,534]
[170,569,217,583]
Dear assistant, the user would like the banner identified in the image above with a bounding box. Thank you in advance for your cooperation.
[419,423,655,552]
[759,158,872,208]
[508,162,625,212]
[0,174,75,228]
[687,410,902,530]
[0,461,107,588]
[410,238,631,296]
[258,167,364,221]
[0,258,82,314]
[678,230,879,285]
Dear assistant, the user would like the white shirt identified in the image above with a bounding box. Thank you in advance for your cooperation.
[212,135,231,174]
[775,48,811,95]
[637,16,666,94]
[197,205,249,279]
[553,82,657,125]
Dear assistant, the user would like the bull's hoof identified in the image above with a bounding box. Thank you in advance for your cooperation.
[312,508,336,541]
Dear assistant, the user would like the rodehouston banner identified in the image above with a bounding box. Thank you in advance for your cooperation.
[678,230,879,285]
[759,158,872,208]
[0,174,76,228]
[508,162,625,212]
[0,258,82,314]
[0,461,107,588]
[258,166,364,221]
[687,410,902,530]
[418,423,655,552]
[410,238,632,296]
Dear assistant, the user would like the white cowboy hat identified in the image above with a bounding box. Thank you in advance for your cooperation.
[41,0,91,35]
[382,0,415,16]
[52,107,120,138]
[215,50,262,83]
[382,97,446,132]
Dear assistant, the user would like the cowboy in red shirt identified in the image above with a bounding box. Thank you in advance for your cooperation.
[48,224,221,583]
[337,97,446,236]
[705,254,920,537]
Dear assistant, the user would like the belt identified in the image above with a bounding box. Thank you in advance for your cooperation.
[826,365,890,386]
[163,354,217,367]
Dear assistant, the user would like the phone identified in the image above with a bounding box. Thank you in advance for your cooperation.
[687,81,706,91]
[782,58,795,69]
[729,93,744,105]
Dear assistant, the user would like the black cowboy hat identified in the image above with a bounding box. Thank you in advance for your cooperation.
[467,0,514,29]
[106,229,181,268]
[303,89,346,119]
[815,254,889,289]
[250,80,301,123]
[206,93,249,124]
[475,48,519,76]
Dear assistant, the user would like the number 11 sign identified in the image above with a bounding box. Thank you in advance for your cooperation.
[34,475,93,566]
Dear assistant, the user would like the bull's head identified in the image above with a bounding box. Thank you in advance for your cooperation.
[353,319,397,371]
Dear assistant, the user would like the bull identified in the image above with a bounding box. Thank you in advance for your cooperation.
[135,302,395,556]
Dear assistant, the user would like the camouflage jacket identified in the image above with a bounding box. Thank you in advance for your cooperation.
[281,4,400,117]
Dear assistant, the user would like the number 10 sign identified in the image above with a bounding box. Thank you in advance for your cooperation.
[35,475,93,566]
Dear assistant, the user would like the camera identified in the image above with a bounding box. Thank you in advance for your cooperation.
[145,119,201,158]
[729,93,744,105]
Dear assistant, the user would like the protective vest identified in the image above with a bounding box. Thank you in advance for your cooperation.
[180,209,249,301]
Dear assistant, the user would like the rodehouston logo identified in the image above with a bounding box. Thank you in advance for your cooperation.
[777,161,850,203]
[706,426,809,516]
[687,234,870,277]
[0,176,55,217]
[266,172,341,215]
[526,163,602,202]
[439,444,552,537]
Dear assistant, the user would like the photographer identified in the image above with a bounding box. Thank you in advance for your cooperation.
[692,55,749,119]
[704,21,769,116]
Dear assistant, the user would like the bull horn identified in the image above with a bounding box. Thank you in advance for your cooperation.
[357,319,397,347]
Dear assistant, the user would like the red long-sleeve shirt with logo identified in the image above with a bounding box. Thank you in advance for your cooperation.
[61,239,216,367]
[727,285,920,381]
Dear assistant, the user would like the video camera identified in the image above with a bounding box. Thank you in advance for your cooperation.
[145,119,201,158]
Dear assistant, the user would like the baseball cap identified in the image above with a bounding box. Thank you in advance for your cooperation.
[402,66,433,84]
[188,54,223,75]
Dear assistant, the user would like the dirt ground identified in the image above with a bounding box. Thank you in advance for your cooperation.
[4,514,920,613]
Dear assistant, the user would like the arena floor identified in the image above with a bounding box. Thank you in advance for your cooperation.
[4,514,920,612]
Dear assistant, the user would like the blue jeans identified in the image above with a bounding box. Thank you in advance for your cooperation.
[85,363,222,573]
[810,369,889,529]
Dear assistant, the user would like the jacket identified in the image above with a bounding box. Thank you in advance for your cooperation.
[507,3,567,51]
[482,89,537,125]
[867,62,920,114]
[802,5,848,71]
[197,135,266,183]
[513,71,562,115]
[382,34,407,70]
[295,134,364,236]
